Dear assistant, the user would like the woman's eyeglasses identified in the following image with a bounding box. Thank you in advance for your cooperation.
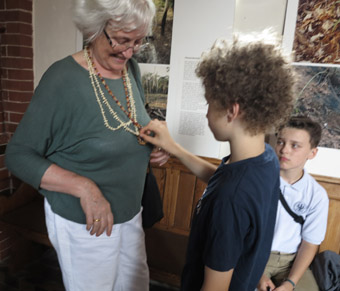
[103,29,145,53]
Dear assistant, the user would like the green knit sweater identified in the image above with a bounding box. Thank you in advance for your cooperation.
[5,56,152,224]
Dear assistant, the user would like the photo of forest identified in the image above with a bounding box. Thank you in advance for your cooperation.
[134,0,174,64]
[140,65,169,120]
[294,64,340,149]
[293,0,340,64]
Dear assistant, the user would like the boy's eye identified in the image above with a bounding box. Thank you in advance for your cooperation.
[292,143,299,149]
[276,140,284,145]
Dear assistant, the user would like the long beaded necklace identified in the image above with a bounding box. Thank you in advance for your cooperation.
[84,46,146,145]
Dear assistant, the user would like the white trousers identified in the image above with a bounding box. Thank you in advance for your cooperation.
[44,199,149,291]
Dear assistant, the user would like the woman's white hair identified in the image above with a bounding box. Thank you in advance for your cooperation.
[73,0,156,44]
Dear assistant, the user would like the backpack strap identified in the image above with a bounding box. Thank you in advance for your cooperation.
[279,190,305,225]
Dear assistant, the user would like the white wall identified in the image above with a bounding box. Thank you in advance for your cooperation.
[32,0,339,179]
[33,0,82,87]
[234,0,287,34]
[33,0,288,87]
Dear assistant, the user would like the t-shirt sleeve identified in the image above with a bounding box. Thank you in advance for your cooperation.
[302,185,329,245]
[203,199,250,272]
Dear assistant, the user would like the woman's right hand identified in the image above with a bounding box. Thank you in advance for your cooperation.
[41,164,114,237]
[79,179,114,237]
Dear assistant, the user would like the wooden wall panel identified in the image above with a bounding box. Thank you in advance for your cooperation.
[147,158,340,287]
[173,172,196,231]
[315,175,340,254]
[320,199,340,254]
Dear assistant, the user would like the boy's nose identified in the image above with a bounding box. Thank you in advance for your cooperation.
[280,144,289,153]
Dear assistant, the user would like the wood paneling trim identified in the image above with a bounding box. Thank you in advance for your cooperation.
[151,157,340,255]
[320,199,340,254]
[312,174,340,201]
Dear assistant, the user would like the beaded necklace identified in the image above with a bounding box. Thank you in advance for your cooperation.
[84,46,146,145]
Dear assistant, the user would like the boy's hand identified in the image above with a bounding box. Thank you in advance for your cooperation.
[257,274,275,291]
[274,281,295,291]
[140,120,177,156]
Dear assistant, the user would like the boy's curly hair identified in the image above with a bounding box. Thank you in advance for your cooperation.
[196,30,296,135]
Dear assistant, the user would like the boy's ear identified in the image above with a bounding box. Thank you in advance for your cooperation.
[308,147,318,160]
[227,103,240,122]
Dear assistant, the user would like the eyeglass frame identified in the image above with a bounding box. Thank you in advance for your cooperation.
[103,29,146,53]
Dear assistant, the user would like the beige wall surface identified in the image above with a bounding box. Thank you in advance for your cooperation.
[32,0,338,179]
[33,0,82,87]
[33,0,288,88]
[234,0,287,34]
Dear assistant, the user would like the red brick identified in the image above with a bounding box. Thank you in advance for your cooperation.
[1,57,33,69]
[0,134,10,144]
[0,68,8,79]
[0,45,7,57]
[6,91,32,102]
[6,0,32,11]
[6,22,32,35]
[2,79,33,91]
[1,90,8,99]
[0,11,32,23]
[3,100,29,112]
[7,68,33,80]
[5,122,19,134]
[1,34,32,46]
[7,112,23,123]
[7,45,33,58]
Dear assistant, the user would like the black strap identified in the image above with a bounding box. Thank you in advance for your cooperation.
[279,190,305,225]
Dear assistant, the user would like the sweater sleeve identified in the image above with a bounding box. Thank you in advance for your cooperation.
[5,59,72,189]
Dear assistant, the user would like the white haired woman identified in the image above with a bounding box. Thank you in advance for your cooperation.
[5,0,168,290]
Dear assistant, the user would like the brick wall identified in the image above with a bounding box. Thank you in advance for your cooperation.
[0,0,33,261]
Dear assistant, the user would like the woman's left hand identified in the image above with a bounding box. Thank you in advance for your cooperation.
[150,147,170,166]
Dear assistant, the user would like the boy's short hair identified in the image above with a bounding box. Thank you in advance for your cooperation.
[195,30,296,135]
[279,116,322,148]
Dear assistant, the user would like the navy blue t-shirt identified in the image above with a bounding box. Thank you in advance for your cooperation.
[181,144,280,291]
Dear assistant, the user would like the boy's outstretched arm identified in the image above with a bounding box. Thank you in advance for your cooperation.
[140,120,217,183]
[201,266,233,291]
[275,240,319,291]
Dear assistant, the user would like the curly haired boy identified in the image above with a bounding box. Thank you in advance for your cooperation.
[140,30,296,291]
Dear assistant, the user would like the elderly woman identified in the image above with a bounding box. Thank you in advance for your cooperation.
[5,0,168,290]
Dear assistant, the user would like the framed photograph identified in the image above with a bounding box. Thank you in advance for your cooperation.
[283,0,340,178]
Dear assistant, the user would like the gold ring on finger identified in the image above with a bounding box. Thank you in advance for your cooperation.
[93,218,101,222]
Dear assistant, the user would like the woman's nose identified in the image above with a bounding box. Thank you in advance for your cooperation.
[122,47,134,59]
